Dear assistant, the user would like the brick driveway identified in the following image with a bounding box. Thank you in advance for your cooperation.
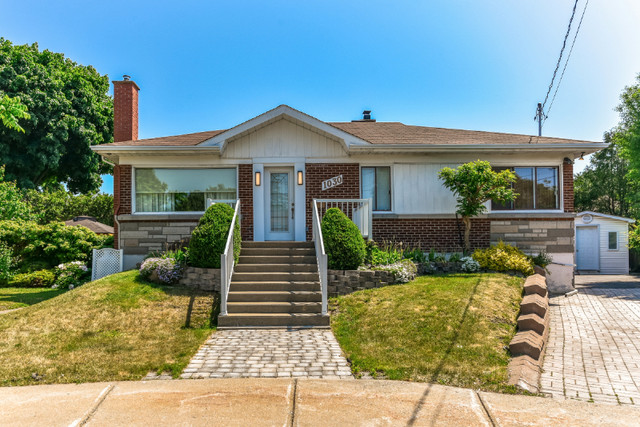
[541,275,640,405]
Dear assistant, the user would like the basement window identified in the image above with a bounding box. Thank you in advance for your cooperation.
[134,168,237,213]
[491,167,559,211]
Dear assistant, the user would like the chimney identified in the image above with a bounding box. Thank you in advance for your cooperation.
[113,75,140,142]
[351,109,376,122]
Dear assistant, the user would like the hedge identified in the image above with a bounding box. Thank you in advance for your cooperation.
[188,203,241,268]
[321,208,366,270]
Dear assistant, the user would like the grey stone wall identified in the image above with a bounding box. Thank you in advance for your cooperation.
[179,267,220,292]
[119,219,198,255]
[328,269,396,297]
[490,219,574,254]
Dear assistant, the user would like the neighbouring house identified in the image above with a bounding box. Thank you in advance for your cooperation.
[92,76,606,292]
[575,211,635,275]
[64,216,114,235]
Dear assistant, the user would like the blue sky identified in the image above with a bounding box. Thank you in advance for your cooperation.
[2,0,640,194]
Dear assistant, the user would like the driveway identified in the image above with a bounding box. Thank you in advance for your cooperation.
[540,275,640,404]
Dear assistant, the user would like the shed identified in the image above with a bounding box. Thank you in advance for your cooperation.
[64,216,114,235]
[575,211,635,274]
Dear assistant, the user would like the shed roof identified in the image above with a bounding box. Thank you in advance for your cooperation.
[576,211,636,224]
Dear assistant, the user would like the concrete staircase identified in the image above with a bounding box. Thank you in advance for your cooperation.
[217,241,329,328]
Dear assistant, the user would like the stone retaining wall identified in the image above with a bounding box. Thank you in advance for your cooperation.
[507,273,550,393]
[179,267,220,292]
[328,269,396,297]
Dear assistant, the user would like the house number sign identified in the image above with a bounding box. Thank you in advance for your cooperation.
[321,175,343,191]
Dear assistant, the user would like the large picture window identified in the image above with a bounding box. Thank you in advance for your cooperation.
[491,167,559,211]
[361,166,391,211]
[135,168,237,213]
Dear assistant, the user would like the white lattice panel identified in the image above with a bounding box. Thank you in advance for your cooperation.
[92,248,124,281]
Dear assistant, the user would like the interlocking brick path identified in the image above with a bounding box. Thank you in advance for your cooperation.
[541,286,640,405]
[181,329,353,379]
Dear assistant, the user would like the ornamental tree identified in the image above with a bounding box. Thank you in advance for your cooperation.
[0,94,29,132]
[439,161,517,253]
[0,38,113,193]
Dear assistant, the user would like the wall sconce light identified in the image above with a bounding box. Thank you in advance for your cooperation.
[297,170,304,185]
[255,171,261,186]
[579,152,585,161]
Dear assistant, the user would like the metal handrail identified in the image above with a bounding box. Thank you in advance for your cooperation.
[220,199,241,317]
[312,199,328,315]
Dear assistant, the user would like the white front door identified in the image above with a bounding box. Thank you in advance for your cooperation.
[576,226,599,270]
[265,168,295,241]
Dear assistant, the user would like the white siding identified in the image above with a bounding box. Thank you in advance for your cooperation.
[392,164,458,214]
[595,217,630,274]
[223,118,347,159]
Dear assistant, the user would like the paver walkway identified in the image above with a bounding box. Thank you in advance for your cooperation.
[541,277,640,405]
[181,329,353,379]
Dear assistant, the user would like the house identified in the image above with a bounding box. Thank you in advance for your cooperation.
[92,77,606,293]
[575,211,635,274]
[64,216,114,235]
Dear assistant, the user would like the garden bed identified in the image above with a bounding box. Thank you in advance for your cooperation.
[330,273,524,393]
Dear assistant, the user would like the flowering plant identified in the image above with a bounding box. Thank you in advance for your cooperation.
[460,256,480,273]
[370,259,417,283]
[139,257,183,285]
[54,261,90,289]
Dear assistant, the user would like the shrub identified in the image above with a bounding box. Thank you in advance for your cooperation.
[22,189,114,226]
[472,242,534,276]
[8,269,56,288]
[0,241,13,285]
[369,260,417,283]
[54,261,90,289]
[531,251,553,268]
[460,256,480,273]
[139,257,183,285]
[364,241,403,266]
[0,220,109,270]
[188,203,240,268]
[403,247,427,264]
[140,257,163,280]
[322,208,366,270]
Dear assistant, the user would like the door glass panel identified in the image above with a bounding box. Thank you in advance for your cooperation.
[270,173,289,232]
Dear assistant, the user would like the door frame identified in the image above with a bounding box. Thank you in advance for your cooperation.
[576,225,600,271]
[264,167,295,241]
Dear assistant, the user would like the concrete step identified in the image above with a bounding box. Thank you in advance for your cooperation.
[234,263,318,273]
[242,241,314,249]
[238,255,317,265]
[218,313,330,328]
[229,281,320,292]
[232,272,319,282]
[227,301,322,314]
[240,247,316,257]
[227,291,322,302]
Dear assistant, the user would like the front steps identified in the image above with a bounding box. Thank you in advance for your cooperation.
[218,241,329,328]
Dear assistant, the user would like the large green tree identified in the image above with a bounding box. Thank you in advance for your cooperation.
[0,94,29,132]
[615,73,640,212]
[0,38,113,193]
[574,133,637,219]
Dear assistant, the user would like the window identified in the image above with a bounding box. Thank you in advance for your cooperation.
[134,168,237,213]
[608,231,618,250]
[491,167,559,211]
[361,166,391,211]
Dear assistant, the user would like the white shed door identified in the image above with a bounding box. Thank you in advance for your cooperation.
[576,226,599,270]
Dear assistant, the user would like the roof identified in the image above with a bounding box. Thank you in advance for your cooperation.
[64,216,115,234]
[104,130,225,147]
[576,211,636,224]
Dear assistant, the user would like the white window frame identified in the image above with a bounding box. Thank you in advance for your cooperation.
[131,166,239,215]
[360,164,394,213]
[608,231,619,251]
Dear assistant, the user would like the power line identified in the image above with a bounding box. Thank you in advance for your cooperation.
[543,0,590,123]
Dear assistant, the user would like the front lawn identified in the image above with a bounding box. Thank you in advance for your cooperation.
[0,287,67,311]
[330,273,523,393]
[0,270,217,386]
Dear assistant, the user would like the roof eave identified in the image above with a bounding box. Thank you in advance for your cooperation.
[348,142,608,154]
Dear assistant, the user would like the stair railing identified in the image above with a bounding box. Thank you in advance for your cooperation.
[312,199,328,315]
[220,199,241,317]
[314,198,372,239]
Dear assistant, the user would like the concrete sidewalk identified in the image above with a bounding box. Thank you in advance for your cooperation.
[1,379,639,426]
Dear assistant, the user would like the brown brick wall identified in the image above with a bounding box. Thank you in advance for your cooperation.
[563,162,574,213]
[238,164,253,240]
[113,165,132,249]
[305,163,360,240]
[113,80,139,142]
[372,217,490,251]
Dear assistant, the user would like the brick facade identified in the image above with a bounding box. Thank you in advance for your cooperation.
[371,217,490,251]
[113,80,139,143]
[238,164,253,240]
[563,161,574,213]
[113,165,132,249]
[305,163,360,240]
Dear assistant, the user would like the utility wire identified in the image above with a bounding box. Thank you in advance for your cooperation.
[543,0,589,123]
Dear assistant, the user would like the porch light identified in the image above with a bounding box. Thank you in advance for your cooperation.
[297,170,304,185]
[255,171,261,186]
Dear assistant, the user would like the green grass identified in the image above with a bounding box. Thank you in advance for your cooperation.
[0,287,67,311]
[330,273,524,393]
[0,270,217,386]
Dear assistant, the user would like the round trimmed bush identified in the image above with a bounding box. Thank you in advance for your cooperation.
[321,208,366,270]
[188,203,241,268]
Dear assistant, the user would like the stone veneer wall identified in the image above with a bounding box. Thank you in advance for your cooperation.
[490,218,574,254]
[179,267,220,292]
[119,219,198,255]
[328,269,396,297]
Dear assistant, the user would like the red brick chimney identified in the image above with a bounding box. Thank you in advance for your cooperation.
[113,75,140,142]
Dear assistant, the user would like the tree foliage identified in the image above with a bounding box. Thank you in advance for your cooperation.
[0,38,113,193]
[614,73,640,213]
[0,94,29,132]
[22,189,114,226]
[0,166,33,221]
[574,134,637,219]
[439,161,517,253]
